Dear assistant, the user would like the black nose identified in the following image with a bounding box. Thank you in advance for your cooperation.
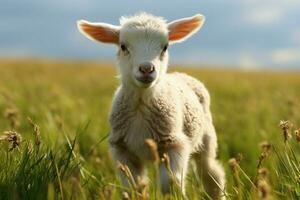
[139,62,155,74]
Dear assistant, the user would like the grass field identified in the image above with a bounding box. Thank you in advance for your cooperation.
[0,59,299,200]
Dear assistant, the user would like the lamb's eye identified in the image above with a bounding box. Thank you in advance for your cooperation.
[162,44,168,53]
[160,44,169,58]
[120,44,128,53]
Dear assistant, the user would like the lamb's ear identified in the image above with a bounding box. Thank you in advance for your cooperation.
[168,14,205,44]
[77,20,120,45]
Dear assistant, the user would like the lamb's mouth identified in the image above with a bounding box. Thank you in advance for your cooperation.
[135,72,157,85]
[136,76,155,84]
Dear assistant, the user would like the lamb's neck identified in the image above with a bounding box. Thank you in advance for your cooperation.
[123,83,152,96]
[120,82,160,107]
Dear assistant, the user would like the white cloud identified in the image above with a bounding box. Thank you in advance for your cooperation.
[271,48,300,64]
[238,53,262,70]
[291,29,300,44]
[242,0,300,25]
[246,8,282,25]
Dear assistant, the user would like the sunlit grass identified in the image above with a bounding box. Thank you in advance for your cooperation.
[0,59,299,199]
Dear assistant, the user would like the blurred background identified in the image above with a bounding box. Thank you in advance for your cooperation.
[1,0,300,70]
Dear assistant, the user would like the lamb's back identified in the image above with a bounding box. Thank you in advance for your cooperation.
[168,72,211,116]
[165,72,212,145]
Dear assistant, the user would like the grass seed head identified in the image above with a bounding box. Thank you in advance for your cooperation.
[136,176,149,199]
[257,141,272,169]
[27,141,34,154]
[236,153,244,162]
[27,117,41,146]
[260,141,272,153]
[117,162,137,188]
[0,130,22,151]
[258,167,269,179]
[161,153,171,171]
[117,162,127,175]
[4,107,20,129]
[279,120,292,143]
[228,158,239,174]
[257,152,267,169]
[122,191,130,200]
[101,185,114,200]
[257,179,271,200]
[294,129,300,142]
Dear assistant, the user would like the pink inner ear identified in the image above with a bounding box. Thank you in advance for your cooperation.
[80,22,119,44]
[169,17,201,42]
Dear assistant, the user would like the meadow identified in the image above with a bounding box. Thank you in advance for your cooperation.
[0,59,299,199]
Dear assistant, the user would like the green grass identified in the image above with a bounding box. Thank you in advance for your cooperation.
[0,59,299,199]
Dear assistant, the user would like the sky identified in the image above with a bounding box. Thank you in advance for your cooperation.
[1,0,300,69]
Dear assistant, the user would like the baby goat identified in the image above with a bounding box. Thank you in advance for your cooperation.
[78,13,225,199]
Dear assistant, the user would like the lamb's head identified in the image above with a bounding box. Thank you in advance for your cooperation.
[77,13,205,88]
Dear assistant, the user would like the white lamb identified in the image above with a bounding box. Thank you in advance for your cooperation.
[78,13,225,199]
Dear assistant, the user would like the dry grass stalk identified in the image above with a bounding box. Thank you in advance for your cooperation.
[136,176,149,200]
[161,153,182,191]
[122,191,130,200]
[99,185,114,200]
[257,179,271,200]
[27,141,34,154]
[256,167,271,200]
[279,120,292,143]
[4,107,20,129]
[144,139,159,164]
[54,115,64,130]
[117,162,137,189]
[161,153,173,183]
[228,157,243,199]
[228,158,239,175]
[27,117,41,146]
[161,153,171,169]
[0,130,22,151]
[117,162,148,199]
[257,141,272,169]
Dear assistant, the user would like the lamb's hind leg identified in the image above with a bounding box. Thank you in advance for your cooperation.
[193,133,225,199]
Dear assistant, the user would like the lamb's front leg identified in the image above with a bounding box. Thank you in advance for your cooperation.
[110,142,147,189]
[159,141,191,195]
